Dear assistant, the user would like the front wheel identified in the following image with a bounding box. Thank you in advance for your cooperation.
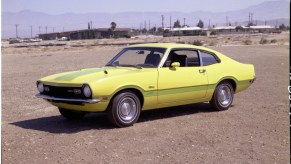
[59,108,86,120]
[210,81,234,111]
[107,91,141,128]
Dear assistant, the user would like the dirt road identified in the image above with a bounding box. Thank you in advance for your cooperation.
[2,44,289,163]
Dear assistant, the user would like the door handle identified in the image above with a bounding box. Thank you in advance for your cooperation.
[199,69,206,73]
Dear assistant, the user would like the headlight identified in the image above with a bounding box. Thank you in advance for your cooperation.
[82,84,92,98]
[37,82,44,93]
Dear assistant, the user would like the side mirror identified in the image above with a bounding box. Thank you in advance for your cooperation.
[170,62,180,68]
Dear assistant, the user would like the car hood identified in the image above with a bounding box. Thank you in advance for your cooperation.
[40,67,143,86]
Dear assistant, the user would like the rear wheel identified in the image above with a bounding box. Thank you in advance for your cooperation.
[59,108,86,120]
[107,91,141,128]
[210,81,234,111]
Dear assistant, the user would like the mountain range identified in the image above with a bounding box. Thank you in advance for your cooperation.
[2,0,290,38]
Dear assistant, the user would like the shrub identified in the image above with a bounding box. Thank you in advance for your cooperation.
[208,41,217,46]
[270,39,277,43]
[259,38,268,44]
[243,40,252,45]
[210,31,217,35]
[192,40,203,46]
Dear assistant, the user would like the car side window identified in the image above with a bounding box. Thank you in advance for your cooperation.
[200,51,219,66]
[164,49,200,67]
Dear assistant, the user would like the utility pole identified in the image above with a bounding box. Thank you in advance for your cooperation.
[161,15,164,30]
[30,25,33,38]
[183,18,185,27]
[208,19,210,28]
[15,24,19,38]
[248,13,251,25]
[45,26,47,34]
[170,16,172,29]
[149,20,150,32]
[140,23,142,34]
[39,26,41,34]
[226,16,228,26]
[250,13,253,25]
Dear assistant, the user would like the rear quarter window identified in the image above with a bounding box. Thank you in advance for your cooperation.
[200,51,220,66]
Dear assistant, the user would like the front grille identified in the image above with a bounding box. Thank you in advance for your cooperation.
[42,85,86,99]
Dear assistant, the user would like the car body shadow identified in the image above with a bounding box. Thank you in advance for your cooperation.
[138,103,216,122]
[11,103,217,134]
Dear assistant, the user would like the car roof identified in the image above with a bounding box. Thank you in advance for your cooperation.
[128,43,216,53]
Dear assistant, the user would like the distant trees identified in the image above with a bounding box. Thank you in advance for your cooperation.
[279,24,289,31]
[109,22,117,38]
[173,19,181,28]
[110,22,117,31]
[157,27,164,33]
[235,26,244,32]
[197,20,204,28]
[149,27,157,33]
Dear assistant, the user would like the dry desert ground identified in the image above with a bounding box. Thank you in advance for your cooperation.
[1,33,290,163]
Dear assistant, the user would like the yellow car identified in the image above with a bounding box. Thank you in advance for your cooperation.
[36,43,255,127]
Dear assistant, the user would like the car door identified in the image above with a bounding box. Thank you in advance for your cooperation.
[157,49,208,105]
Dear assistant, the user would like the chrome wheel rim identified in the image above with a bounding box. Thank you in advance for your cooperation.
[117,97,137,122]
[218,85,232,107]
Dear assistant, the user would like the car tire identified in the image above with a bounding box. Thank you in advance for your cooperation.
[210,81,234,111]
[59,108,86,120]
[108,91,141,128]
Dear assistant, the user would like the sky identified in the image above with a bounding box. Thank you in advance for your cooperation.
[2,0,287,14]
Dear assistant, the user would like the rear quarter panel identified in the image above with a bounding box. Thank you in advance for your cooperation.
[204,52,255,100]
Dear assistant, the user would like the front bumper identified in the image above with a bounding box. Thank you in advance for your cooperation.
[35,93,100,104]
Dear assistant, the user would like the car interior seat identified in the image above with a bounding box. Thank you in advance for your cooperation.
[144,53,161,67]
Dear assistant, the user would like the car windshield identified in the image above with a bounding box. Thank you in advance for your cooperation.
[106,47,166,68]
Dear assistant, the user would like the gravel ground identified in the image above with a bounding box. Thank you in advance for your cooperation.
[1,43,290,163]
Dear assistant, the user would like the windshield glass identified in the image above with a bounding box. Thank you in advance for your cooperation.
[106,47,166,68]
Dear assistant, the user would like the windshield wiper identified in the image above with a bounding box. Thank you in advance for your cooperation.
[118,64,142,69]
